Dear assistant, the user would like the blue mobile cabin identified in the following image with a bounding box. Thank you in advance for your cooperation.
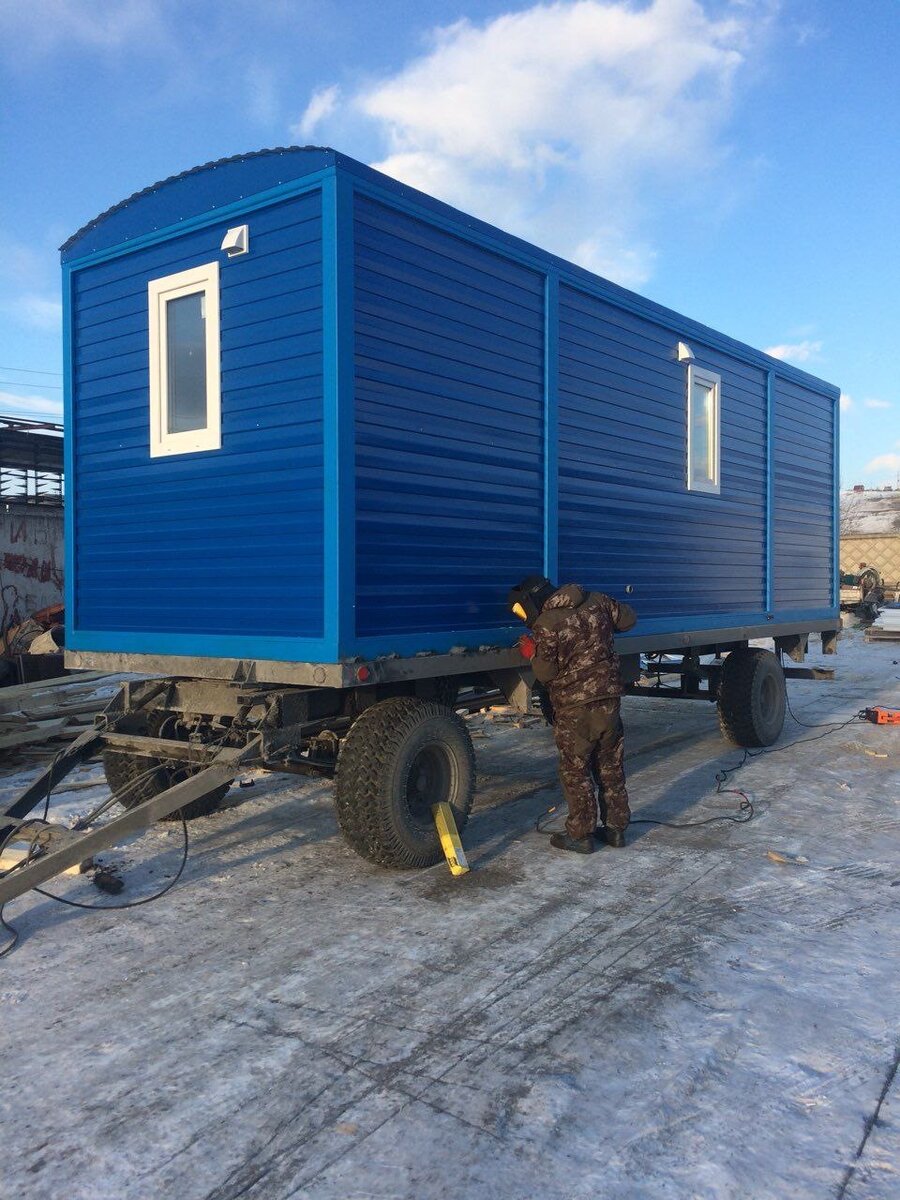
[20,145,848,872]
[61,147,839,678]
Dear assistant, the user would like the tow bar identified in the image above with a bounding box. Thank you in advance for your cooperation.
[0,727,262,909]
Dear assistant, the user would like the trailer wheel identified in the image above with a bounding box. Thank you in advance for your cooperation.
[717,648,786,748]
[103,714,230,821]
[334,697,476,868]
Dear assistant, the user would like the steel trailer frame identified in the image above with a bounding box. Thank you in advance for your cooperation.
[63,616,839,688]
[0,617,840,913]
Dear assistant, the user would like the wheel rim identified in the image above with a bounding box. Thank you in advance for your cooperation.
[404,742,454,830]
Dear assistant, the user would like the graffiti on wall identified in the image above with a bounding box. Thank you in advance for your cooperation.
[0,507,64,631]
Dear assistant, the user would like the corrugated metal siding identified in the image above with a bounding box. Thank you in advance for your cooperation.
[773,378,834,608]
[557,285,767,618]
[72,192,324,637]
[353,195,545,637]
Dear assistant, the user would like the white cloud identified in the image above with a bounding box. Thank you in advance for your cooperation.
[326,0,761,287]
[863,452,900,479]
[572,231,656,290]
[293,85,340,141]
[245,61,280,126]
[839,393,853,413]
[863,398,891,409]
[0,390,62,419]
[0,0,165,57]
[11,294,63,332]
[763,339,823,363]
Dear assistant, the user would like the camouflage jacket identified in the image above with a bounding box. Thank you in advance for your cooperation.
[531,585,637,709]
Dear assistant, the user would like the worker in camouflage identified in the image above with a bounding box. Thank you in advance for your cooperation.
[508,575,638,855]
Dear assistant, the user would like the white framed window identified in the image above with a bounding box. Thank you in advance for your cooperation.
[148,262,221,457]
[686,364,721,494]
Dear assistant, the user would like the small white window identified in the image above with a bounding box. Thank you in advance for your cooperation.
[148,263,221,457]
[686,364,721,494]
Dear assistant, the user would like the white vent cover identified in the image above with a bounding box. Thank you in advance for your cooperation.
[221,224,249,257]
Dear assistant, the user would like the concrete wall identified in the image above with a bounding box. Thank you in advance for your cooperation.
[0,504,64,627]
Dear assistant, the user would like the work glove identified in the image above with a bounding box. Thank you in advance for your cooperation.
[518,633,536,660]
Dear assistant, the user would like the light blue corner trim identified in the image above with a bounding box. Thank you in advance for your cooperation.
[544,272,559,580]
[322,167,356,661]
[67,629,334,661]
[334,174,357,658]
[62,169,334,271]
[321,169,340,660]
[765,370,774,613]
[832,391,840,605]
[346,606,840,661]
[612,606,840,644]
[62,265,75,630]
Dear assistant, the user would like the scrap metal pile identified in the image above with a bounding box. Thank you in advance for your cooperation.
[0,671,113,754]
[0,602,66,686]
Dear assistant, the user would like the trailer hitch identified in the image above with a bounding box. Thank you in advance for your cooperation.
[0,735,262,909]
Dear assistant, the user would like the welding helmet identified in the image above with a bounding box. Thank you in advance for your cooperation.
[507,575,556,626]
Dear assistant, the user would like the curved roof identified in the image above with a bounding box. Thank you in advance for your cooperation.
[61,146,337,262]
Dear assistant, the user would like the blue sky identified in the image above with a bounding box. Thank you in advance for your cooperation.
[1,0,898,484]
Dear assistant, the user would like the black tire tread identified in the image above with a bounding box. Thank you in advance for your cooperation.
[102,752,229,821]
[717,648,785,748]
[334,697,475,869]
[102,712,229,821]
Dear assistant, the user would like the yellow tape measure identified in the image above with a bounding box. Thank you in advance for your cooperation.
[432,802,469,876]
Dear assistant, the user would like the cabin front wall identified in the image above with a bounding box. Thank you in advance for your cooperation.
[66,189,327,660]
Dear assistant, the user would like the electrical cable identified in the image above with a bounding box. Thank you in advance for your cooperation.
[0,380,63,390]
[0,729,233,957]
[777,650,861,730]
[33,819,188,911]
[0,365,62,377]
[534,702,868,838]
[0,756,174,955]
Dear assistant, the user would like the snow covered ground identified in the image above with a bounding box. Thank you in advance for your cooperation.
[1,626,898,1200]
[841,491,900,537]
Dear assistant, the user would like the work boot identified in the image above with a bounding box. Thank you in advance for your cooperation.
[550,832,595,855]
[603,827,626,849]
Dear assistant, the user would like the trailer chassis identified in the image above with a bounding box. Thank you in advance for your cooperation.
[0,620,839,906]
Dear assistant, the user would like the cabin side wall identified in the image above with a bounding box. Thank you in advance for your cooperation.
[347,191,546,653]
[66,189,328,660]
[343,176,838,656]
[772,376,837,611]
[556,284,768,626]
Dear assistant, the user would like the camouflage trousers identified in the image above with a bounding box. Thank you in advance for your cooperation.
[553,699,630,840]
